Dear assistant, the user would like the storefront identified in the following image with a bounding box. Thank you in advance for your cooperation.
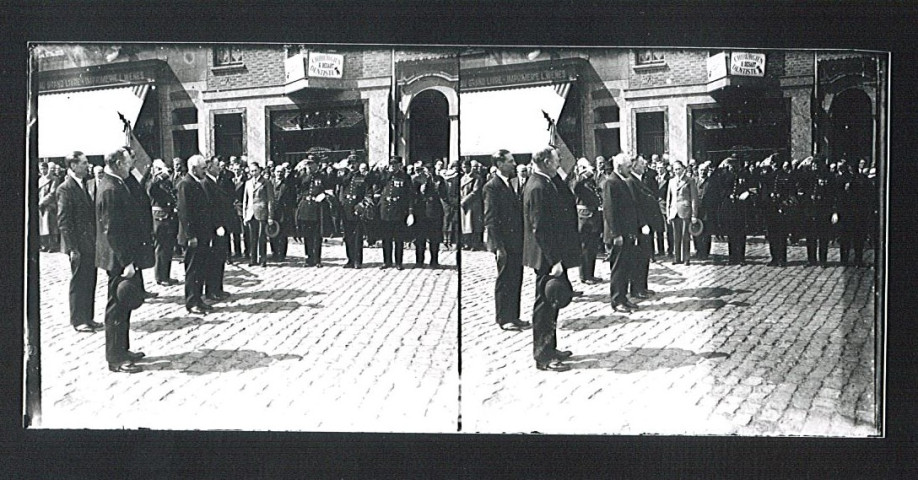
[267,102,368,165]
[458,58,585,170]
[36,59,169,165]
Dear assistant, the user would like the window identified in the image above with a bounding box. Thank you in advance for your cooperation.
[636,111,666,158]
[214,113,244,157]
[214,46,244,66]
[635,50,666,66]
[172,107,198,125]
[594,106,620,123]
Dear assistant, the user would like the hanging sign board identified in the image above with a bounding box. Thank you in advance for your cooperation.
[707,52,728,82]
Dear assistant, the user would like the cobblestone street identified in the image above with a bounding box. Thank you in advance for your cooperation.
[460,239,879,436]
[35,239,458,432]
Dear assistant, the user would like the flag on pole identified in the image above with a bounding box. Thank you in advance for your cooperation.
[118,107,151,181]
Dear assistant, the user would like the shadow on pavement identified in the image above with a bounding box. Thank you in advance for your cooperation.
[229,288,324,301]
[635,298,728,312]
[653,287,751,299]
[215,300,308,313]
[567,347,730,372]
[571,294,608,303]
[561,315,655,331]
[132,315,228,333]
[136,348,302,375]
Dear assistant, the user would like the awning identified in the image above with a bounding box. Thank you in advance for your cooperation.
[38,83,151,158]
[459,83,570,156]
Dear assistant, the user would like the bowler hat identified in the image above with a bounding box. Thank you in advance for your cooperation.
[544,276,573,309]
[266,221,281,238]
[116,277,145,310]
[689,218,704,237]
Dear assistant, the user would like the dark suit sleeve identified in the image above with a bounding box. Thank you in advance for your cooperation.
[602,180,619,239]
[528,184,559,267]
[56,183,76,254]
[99,184,134,268]
[177,180,197,241]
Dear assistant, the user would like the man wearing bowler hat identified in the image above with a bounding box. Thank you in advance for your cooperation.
[377,155,415,270]
[522,147,579,372]
[95,148,146,373]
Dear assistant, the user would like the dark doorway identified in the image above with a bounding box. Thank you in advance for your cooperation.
[408,90,449,165]
[830,88,873,165]
[636,111,665,158]
[172,130,199,160]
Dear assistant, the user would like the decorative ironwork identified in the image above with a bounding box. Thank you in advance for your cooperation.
[272,108,365,131]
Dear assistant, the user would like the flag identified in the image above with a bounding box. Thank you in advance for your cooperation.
[117,107,151,180]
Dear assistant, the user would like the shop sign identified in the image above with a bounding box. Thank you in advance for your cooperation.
[730,52,766,77]
[39,69,152,91]
[285,52,307,84]
[460,65,576,90]
[308,52,344,79]
[707,52,728,82]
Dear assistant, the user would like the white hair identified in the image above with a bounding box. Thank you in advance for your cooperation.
[611,153,631,169]
[186,154,207,170]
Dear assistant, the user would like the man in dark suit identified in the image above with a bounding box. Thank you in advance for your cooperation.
[270,164,296,262]
[603,153,641,313]
[693,161,715,260]
[58,151,101,332]
[147,159,179,286]
[95,148,145,373]
[176,154,215,315]
[204,157,233,301]
[484,149,529,332]
[123,165,156,299]
[377,156,415,270]
[522,147,579,372]
[628,155,662,299]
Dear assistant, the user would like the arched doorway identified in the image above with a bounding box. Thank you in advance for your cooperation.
[408,89,450,165]
[830,88,873,165]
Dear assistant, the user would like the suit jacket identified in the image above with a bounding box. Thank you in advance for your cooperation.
[337,170,370,222]
[413,174,447,222]
[666,175,700,220]
[204,175,235,231]
[602,172,640,243]
[522,172,579,270]
[176,174,214,246]
[629,173,664,233]
[483,174,523,254]
[57,175,96,257]
[460,173,484,234]
[243,176,275,222]
[95,172,138,272]
[124,173,155,269]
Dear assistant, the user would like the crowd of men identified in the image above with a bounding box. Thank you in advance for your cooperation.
[482,146,880,372]
[52,147,459,374]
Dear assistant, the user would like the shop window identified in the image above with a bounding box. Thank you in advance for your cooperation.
[594,105,620,123]
[636,50,666,66]
[214,113,244,158]
[636,111,666,158]
[172,107,198,125]
[214,46,244,67]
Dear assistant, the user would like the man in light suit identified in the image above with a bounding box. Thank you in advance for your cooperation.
[483,149,529,332]
[522,147,579,372]
[603,153,641,314]
[242,161,275,267]
[96,148,145,373]
[177,155,215,315]
[57,151,101,332]
[666,160,700,265]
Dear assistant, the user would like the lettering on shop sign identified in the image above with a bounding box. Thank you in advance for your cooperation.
[460,67,574,89]
[39,70,152,91]
[730,52,766,77]
[308,52,344,79]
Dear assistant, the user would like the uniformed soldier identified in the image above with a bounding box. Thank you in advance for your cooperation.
[762,156,796,266]
[716,157,754,265]
[834,159,871,267]
[801,158,834,267]
[573,159,603,284]
[337,155,371,268]
[411,163,448,268]
[147,159,179,286]
[377,155,415,270]
[294,156,330,267]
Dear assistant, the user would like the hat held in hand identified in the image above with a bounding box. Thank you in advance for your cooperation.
[544,276,573,309]
[116,277,145,310]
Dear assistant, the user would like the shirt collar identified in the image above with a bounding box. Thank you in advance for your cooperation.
[496,171,512,188]
[68,170,84,186]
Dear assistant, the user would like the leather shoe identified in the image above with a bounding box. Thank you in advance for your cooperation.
[108,362,142,374]
[396,264,404,271]
[197,302,214,311]
[343,263,354,269]
[127,351,145,361]
[515,320,532,329]
[380,264,391,270]
[142,291,159,299]
[186,305,208,315]
[74,324,96,333]
[643,289,656,296]
[536,360,571,372]
[500,322,523,331]
[572,290,584,297]
[354,263,362,269]
[623,300,640,310]
[613,304,634,314]
[204,294,222,302]
[553,350,573,360]
[632,292,650,299]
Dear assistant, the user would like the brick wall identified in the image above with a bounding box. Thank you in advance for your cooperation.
[362,49,392,77]
[785,50,815,77]
[629,49,708,89]
[207,45,285,90]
